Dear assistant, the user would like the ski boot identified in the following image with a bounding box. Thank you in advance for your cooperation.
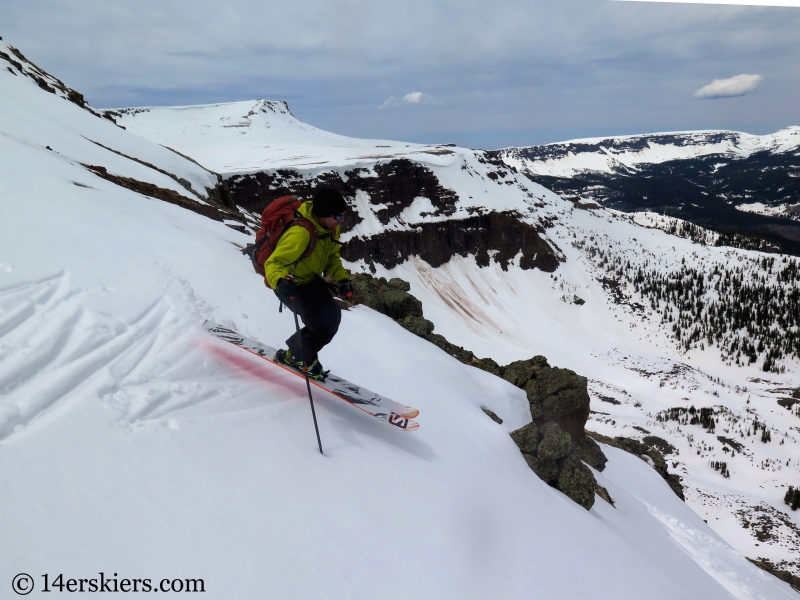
[304,358,329,381]
[275,349,329,381]
[276,348,299,368]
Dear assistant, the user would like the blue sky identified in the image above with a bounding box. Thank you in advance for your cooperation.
[2,0,798,148]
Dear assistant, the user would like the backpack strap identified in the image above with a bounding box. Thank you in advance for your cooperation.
[292,217,318,260]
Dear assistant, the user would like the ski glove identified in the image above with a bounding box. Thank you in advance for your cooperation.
[276,278,299,305]
[338,281,354,299]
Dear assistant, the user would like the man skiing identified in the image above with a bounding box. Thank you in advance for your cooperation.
[266,188,354,380]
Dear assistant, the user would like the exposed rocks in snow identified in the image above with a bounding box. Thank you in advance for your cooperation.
[503,357,603,509]
[349,274,423,320]
[226,158,561,273]
[344,211,560,272]
[588,431,686,500]
[226,159,458,219]
[0,43,116,123]
[481,407,503,424]
[226,164,561,273]
[511,420,599,510]
[746,558,800,593]
[349,272,603,509]
[83,137,233,208]
[343,273,503,372]
[82,164,244,227]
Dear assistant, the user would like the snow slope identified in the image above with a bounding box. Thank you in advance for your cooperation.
[114,95,800,579]
[109,100,452,174]
[1,44,797,597]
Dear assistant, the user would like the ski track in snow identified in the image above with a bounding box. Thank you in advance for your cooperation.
[647,503,780,600]
[0,273,272,442]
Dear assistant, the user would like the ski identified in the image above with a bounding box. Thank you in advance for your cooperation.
[202,321,420,431]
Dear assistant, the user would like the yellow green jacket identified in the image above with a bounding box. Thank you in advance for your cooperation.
[264,200,349,288]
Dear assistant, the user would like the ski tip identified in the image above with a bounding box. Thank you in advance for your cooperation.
[401,408,420,419]
[387,412,419,431]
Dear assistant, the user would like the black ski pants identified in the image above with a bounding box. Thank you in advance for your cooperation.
[281,276,341,365]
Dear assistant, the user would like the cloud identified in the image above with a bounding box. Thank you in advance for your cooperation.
[402,91,427,104]
[1,0,798,147]
[379,91,433,109]
[693,74,763,99]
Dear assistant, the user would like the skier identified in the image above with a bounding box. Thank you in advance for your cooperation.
[267,188,354,380]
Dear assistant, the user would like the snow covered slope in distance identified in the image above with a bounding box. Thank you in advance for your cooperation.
[2,40,798,598]
[118,96,800,580]
[108,100,453,174]
[501,128,800,178]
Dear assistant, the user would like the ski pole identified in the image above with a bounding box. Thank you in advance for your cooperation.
[291,301,324,455]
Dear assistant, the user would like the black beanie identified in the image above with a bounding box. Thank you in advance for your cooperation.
[312,188,347,218]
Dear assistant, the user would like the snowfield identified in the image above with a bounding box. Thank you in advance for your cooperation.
[1,37,799,598]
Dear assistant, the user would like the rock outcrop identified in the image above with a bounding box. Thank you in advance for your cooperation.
[347,271,604,510]
[225,163,561,273]
[344,211,559,272]
[501,358,603,510]
[586,431,685,500]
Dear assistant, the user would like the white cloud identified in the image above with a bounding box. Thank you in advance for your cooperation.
[402,91,426,104]
[693,74,763,100]
[379,91,433,109]
[379,96,399,110]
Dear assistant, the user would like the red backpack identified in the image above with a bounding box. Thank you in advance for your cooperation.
[243,196,318,287]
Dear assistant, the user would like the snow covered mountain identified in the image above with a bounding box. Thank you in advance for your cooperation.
[116,97,800,585]
[2,37,799,598]
[499,129,800,255]
[502,129,800,179]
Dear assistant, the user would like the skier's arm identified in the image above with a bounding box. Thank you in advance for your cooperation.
[325,230,349,283]
[264,226,312,288]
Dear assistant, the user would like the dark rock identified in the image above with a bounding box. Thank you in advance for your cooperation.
[81,164,234,223]
[665,474,686,501]
[578,436,608,472]
[472,356,502,376]
[716,436,745,454]
[557,455,596,510]
[350,273,422,320]
[747,558,800,592]
[524,454,560,484]
[482,408,503,425]
[350,273,388,313]
[525,367,590,441]
[344,211,560,272]
[383,289,422,320]
[595,485,614,507]
[399,316,435,337]
[587,431,685,500]
[510,422,540,454]
[643,435,676,456]
[502,357,549,387]
[386,277,411,292]
[537,422,573,461]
